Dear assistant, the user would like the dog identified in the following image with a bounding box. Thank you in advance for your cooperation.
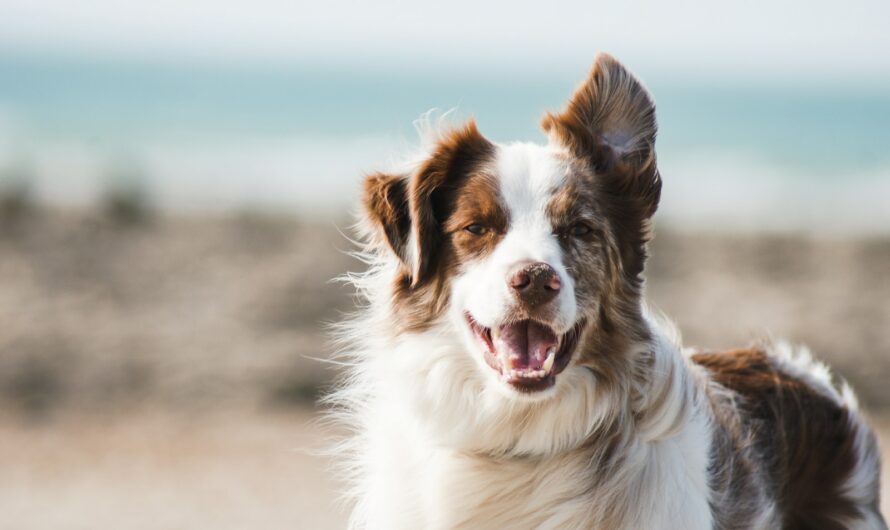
[329,53,885,529]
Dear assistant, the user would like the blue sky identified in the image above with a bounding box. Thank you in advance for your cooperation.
[2,0,889,83]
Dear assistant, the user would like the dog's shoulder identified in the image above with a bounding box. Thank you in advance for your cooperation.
[692,345,885,529]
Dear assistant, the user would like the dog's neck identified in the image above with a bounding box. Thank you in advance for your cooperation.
[462,319,712,528]
[337,295,714,529]
[365,317,712,529]
[397,310,703,458]
[504,314,703,457]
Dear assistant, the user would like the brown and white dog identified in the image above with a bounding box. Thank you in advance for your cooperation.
[331,53,885,529]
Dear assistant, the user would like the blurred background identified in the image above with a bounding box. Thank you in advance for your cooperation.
[1,0,888,528]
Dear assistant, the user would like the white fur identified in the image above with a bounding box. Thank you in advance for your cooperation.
[841,392,885,529]
[338,314,715,529]
[768,341,844,405]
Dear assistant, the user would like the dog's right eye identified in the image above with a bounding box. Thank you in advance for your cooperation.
[570,223,592,237]
[465,223,488,235]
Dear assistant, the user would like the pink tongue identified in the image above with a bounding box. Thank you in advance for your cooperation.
[493,321,559,371]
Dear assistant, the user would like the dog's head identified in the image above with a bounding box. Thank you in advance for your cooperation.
[361,53,659,403]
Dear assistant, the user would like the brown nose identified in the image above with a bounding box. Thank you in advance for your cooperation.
[508,262,561,307]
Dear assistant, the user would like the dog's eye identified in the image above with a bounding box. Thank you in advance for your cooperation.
[465,223,488,235]
[570,223,592,237]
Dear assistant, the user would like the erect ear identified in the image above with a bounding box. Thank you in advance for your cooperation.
[541,52,661,219]
[362,120,494,286]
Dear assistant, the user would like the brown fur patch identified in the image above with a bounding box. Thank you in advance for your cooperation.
[539,55,666,399]
[443,171,508,262]
[362,172,411,264]
[542,52,660,283]
[693,347,879,529]
[362,121,499,332]
[546,161,614,305]
[407,121,496,285]
[541,53,658,183]
[545,165,652,392]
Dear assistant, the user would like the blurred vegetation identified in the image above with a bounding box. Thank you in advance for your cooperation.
[101,159,153,226]
[0,163,36,226]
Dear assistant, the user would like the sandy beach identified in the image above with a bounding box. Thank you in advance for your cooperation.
[1,208,888,527]
[0,407,886,529]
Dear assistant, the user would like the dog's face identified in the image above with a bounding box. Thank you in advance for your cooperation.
[447,143,601,395]
[362,53,660,401]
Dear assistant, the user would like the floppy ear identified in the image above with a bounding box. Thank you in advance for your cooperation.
[362,120,494,286]
[362,171,412,265]
[541,52,661,219]
[408,120,494,285]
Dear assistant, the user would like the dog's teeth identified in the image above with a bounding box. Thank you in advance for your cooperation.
[491,327,500,342]
[542,348,556,373]
[511,369,546,379]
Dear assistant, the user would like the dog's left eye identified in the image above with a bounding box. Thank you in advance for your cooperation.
[465,223,488,235]
[570,223,592,237]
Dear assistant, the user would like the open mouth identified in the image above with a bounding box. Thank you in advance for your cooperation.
[465,313,585,393]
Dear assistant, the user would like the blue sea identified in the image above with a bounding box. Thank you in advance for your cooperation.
[1,53,889,232]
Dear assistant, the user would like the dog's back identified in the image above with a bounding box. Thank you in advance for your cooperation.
[695,346,884,529]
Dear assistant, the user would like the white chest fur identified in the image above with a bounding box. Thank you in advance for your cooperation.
[361,413,596,529]
[356,395,714,530]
